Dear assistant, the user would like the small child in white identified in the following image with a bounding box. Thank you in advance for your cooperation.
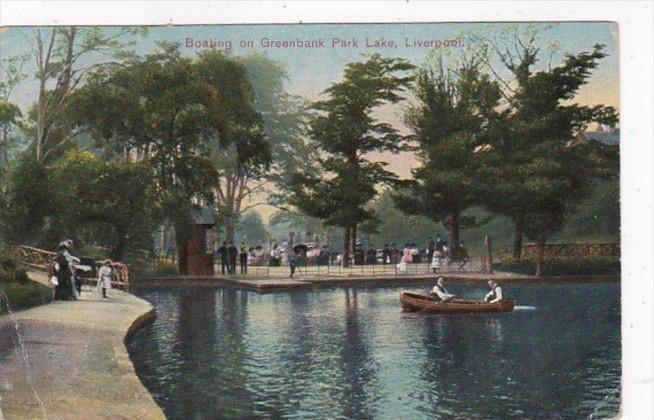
[97,259,113,299]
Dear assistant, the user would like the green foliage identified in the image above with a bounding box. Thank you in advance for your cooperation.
[0,150,157,259]
[66,43,234,261]
[0,280,52,314]
[239,53,316,207]
[0,155,55,246]
[236,211,269,245]
[67,42,220,212]
[494,256,619,276]
[0,252,50,314]
[0,253,29,284]
[133,261,179,278]
[50,151,158,259]
[365,190,443,247]
[475,39,619,245]
[395,55,502,246]
[268,210,341,246]
[290,54,414,233]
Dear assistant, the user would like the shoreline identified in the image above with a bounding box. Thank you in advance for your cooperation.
[0,272,164,419]
[134,272,619,293]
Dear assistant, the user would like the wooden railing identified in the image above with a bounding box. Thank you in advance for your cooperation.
[496,242,619,261]
[17,245,132,292]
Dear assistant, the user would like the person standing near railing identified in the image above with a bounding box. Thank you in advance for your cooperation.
[227,242,238,275]
[97,259,113,299]
[239,243,248,274]
[58,240,80,299]
[216,242,228,275]
[52,247,74,300]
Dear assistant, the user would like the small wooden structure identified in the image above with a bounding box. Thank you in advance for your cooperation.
[182,207,216,276]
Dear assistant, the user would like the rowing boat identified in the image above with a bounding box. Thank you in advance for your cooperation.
[400,292,515,314]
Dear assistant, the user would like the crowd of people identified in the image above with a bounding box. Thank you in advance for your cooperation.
[212,235,471,277]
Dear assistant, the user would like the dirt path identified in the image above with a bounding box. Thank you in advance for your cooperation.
[0,274,164,420]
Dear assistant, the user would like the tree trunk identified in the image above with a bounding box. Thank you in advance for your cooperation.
[225,220,236,243]
[112,231,126,261]
[535,236,545,277]
[513,215,524,260]
[342,227,351,267]
[448,210,461,248]
[484,235,494,273]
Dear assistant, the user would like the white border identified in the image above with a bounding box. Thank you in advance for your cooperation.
[1,2,653,419]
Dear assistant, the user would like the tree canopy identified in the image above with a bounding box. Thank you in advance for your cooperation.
[289,54,414,265]
[395,55,503,248]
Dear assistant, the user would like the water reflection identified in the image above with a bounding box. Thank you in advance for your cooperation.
[128,283,620,419]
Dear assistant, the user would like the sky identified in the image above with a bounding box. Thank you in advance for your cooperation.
[0,22,619,219]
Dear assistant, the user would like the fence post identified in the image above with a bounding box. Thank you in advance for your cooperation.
[485,235,494,274]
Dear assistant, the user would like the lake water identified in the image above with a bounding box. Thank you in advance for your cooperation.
[127,282,621,419]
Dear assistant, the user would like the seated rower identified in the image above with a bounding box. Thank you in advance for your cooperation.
[484,280,503,303]
[431,277,455,302]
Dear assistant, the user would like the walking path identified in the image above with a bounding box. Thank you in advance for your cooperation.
[0,272,164,420]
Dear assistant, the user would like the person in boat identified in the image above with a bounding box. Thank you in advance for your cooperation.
[430,277,455,302]
[484,280,503,303]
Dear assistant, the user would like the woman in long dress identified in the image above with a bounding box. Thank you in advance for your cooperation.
[53,250,74,300]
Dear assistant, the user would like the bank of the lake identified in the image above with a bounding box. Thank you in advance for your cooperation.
[0,272,164,419]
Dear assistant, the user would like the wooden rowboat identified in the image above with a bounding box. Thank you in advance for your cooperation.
[400,292,515,314]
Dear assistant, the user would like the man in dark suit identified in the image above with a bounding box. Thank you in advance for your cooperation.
[239,243,249,274]
[227,241,238,274]
[216,242,228,275]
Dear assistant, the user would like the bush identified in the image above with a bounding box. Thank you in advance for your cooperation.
[0,254,30,284]
[133,260,179,278]
[0,279,52,314]
[494,256,620,276]
[0,252,52,314]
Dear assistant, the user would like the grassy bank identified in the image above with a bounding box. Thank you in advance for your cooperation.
[493,256,620,277]
[1,266,52,314]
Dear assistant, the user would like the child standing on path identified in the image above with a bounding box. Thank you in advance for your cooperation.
[97,259,113,299]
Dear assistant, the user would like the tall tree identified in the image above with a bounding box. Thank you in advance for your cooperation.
[194,51,271,243]
[476,35,618,273]
[67,43,223,273]
[394,55,503,249]
[0,101,22,190]
[289,54,414,266]
[29,26,143,162]
[205,53,313,242]
[0,54,28,190]
[236,211,269,246]
[50,151,157,260]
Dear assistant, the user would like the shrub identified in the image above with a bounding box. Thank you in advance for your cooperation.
[0,280,52,314]
[0,254,30,284]
[494,256,620,276]
[133,261,179,278]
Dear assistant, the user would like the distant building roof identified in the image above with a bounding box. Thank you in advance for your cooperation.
[192,207,216,225]
[584,130,620,146]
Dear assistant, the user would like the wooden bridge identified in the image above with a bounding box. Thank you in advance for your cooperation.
[16,245,132,292]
